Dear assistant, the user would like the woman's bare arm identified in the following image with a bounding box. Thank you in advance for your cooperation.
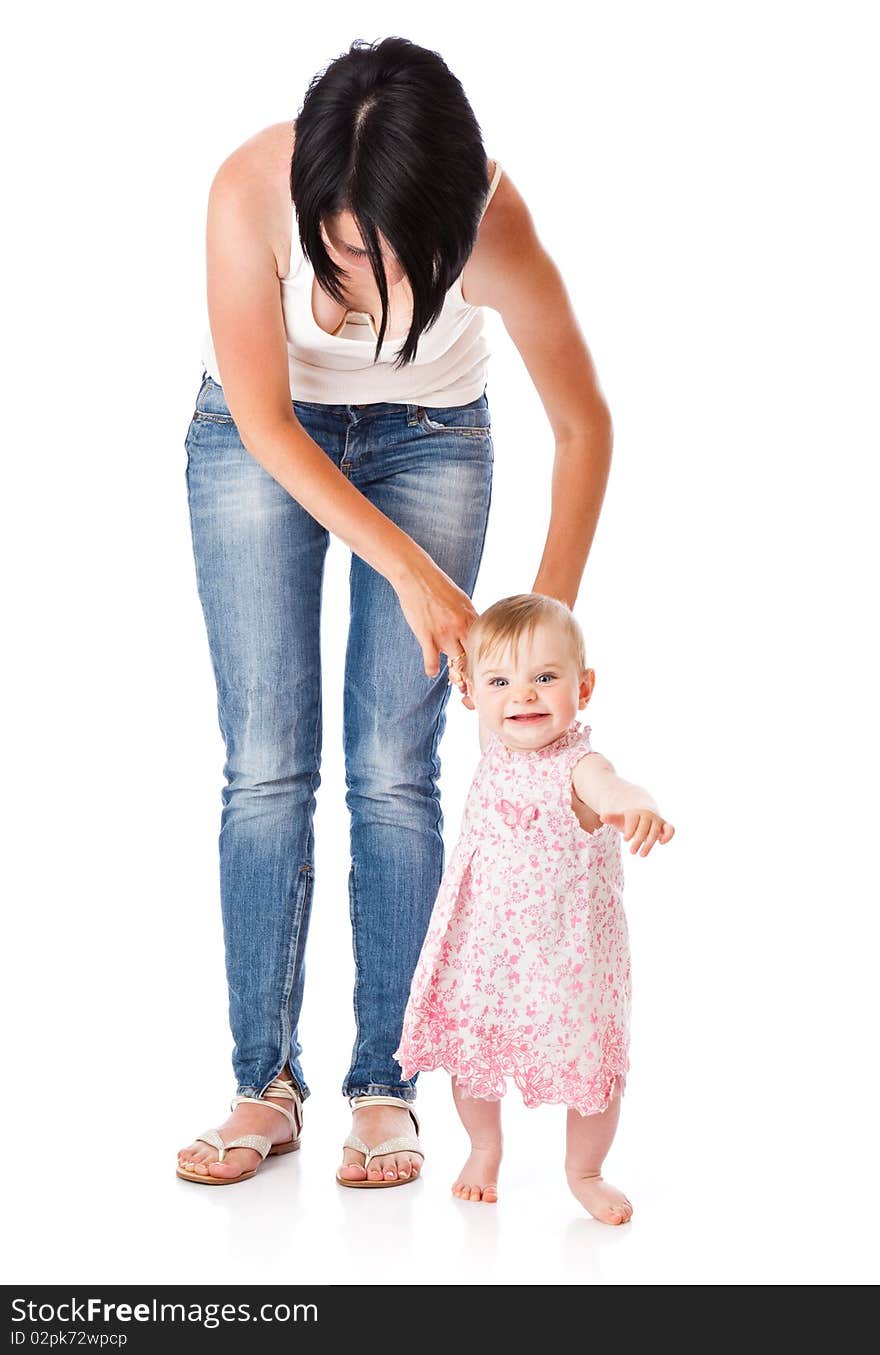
[205,158,420,582]
[201,154,477,677]
[462,172,613,609]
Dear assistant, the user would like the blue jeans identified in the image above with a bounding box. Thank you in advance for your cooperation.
[184,374,493,1104]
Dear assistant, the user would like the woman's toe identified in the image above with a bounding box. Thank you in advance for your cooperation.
[339,1149,367,1180]
[207,1159,240,1179]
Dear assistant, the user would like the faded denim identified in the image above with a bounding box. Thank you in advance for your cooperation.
[184,374,493,1103]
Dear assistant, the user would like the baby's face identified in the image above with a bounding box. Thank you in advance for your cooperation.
[468,621,594,752]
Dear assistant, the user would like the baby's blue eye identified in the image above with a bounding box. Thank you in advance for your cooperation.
[488,673,557,686]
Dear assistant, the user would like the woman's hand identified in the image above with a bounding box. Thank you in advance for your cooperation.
[392,546,479,680]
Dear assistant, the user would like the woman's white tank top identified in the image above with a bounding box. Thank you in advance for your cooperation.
[200,162,503,407]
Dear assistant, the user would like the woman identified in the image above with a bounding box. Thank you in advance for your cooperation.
[177,36,612,1187]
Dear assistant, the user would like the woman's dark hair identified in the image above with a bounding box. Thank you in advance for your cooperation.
[291,36,490,368]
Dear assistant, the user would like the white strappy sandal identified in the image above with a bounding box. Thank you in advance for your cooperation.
[176,1074,303,1185]
[336,1094,424,1189]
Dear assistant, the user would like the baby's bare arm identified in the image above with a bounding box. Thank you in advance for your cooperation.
[572,752,674,856]
[571,752,658,816]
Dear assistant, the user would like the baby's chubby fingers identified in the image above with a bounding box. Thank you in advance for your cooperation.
[636,816,676,855]
[637,818,663,856]
[602,810,674,854]
[601,810,640,840]
[628,812,653,854]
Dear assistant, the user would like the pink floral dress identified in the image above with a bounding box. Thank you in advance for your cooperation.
[394,720,630,1116]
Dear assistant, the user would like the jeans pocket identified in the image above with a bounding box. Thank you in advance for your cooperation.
[417,395,491,438]
[193,375,236,424]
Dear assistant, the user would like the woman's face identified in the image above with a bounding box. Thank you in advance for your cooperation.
[320,210,406,287]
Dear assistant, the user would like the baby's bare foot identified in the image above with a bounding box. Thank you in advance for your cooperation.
[453,1145,501,1203]
[566,1170,633,1225]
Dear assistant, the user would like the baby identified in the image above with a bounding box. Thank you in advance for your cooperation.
[394,593,674,1223]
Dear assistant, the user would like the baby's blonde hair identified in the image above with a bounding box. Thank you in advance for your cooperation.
[463,594,587,678]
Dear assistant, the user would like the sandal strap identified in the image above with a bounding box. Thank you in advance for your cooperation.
[194,1128,273,1162]
[364,1135,423,1168]
[262,1076,300,1101]
[231,1077,302,1136]
[224,1133,273,1161]
[349,1095,419,1135]
[345,1097,422,1165]
[341,1130,424,1167]
[195,1128,225,1154]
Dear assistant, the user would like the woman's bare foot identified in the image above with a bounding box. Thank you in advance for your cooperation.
[566,1170,633,1225]
[452,1145,501,1203]
[177,1075,297,1181]
[337,1103,423,1183]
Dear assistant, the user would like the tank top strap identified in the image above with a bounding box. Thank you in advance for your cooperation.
[479,161,503,222]
[284,199,305,281]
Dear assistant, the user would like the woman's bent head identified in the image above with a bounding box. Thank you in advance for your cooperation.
[291,36,490,368]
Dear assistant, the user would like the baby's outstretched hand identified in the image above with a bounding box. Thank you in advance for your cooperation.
[600,810,675,857]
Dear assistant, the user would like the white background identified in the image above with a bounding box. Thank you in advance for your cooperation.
[4,0,878,1286]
